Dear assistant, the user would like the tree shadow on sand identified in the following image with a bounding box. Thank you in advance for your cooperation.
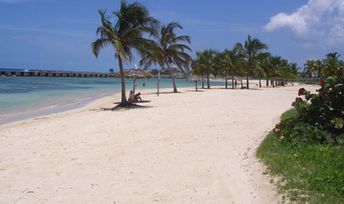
[145,91,185,95]
[185,90,204,92]
[100,100,153,111]
[101,104,152,111]
[113,100,152,105]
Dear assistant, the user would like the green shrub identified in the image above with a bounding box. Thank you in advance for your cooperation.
[274,110,334,145]
[259,62,344,202]
[292,72,344,143]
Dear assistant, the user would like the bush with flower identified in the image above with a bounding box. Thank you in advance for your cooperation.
[274,68,344,145]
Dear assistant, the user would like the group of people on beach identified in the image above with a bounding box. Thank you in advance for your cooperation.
[128,90,142,103]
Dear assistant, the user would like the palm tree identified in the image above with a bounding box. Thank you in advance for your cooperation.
[324,52,342,77]
[304,59,323,79]
[260,55,279,87]
[199,50,217,89]
[304,60,316,78]
[236,35,268,89]
[191,59,205,91]
[192,51,208,88]
[92,1,158,105]
[214,52,229,88]
[140,22,192,94]
[268,56,298,86]
[314,60,324,79]
[257,52,273,86]
[270,56,286,87]
[286,63,299,81]
[256,52,271,87]
[216,47,244,89]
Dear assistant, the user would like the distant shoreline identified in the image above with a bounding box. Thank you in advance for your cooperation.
[0,82,196,126]
[0,91,114,126]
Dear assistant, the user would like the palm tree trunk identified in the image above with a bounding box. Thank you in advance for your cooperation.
[157,70,160,96]
[171,76,178,93]
[195,81,198,91]
[240,79,243,89]
[167,65,178,93]
[225,70,228,89]
[272,78,275,88]
[202,73,205,88]
[207,73,210,89]
[246,75,249,89]
[117,55,127,104]
[231,75,234,89]
[259,77,262,88]
[266,77,269,86]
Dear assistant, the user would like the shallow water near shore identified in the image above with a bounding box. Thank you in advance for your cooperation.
[0,77,224,124]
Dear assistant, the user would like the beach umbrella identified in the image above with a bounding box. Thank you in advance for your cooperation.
[128,68,149,93]
[191,76,201,91]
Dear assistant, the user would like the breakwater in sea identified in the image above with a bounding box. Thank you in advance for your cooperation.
[0,68,116,78]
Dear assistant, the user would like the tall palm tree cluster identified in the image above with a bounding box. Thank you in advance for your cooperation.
[192,35,299,89]
[91,1,341,107]
[92,0,192,106]
[304,52,344,79]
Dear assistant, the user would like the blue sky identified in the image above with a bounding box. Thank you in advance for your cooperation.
[1,0,343,72]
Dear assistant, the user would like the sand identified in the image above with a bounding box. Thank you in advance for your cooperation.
[0,84,318,204]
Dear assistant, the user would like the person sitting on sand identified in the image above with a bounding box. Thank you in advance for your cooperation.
[134,92,142,102]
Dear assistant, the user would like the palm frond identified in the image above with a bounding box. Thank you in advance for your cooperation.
[91,38,111,57]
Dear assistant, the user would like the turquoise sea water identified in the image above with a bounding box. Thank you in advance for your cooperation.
[0,77,226,124]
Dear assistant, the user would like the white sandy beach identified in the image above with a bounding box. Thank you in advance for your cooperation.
[0,84,318,204]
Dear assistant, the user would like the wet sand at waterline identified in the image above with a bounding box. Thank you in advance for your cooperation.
[0,84,318,203]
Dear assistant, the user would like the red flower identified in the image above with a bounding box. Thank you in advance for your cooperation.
[298,88,306,96]
[320,80,325,87]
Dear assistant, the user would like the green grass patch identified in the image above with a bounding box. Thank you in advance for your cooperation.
[257,110,344,203]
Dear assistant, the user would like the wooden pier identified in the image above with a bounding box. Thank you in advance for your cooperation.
[0,69,117,78]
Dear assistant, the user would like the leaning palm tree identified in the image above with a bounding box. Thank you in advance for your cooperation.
[236,35,268,89]
[140,22,192,94]
[92,1,158,105]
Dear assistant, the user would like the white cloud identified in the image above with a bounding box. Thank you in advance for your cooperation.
[264,0,344,47]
